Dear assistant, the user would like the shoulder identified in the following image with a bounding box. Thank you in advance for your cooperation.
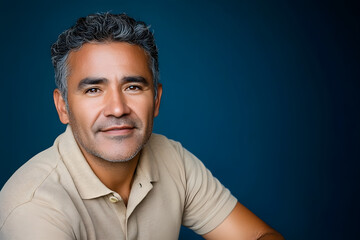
[148,136,238,235]
[147,133,184,152]
[147,133,206,172]
[0,144,63,228]
[146,133,188,168]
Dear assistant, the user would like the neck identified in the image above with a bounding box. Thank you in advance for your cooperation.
[84,153,140,206]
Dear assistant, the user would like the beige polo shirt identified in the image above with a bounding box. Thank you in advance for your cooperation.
[0,126,237,240]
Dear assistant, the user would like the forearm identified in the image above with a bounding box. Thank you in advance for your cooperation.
[258,232,285,240]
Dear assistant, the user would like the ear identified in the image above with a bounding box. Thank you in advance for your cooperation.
[154,83,163,117]
[53,89,69,124]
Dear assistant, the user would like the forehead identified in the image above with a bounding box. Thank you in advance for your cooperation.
[66,42,152,83]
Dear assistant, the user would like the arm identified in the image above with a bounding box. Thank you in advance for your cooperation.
[202,202,284,240]
[0,202,75,240]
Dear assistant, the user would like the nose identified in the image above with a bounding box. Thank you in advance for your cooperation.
[103,88,131,118]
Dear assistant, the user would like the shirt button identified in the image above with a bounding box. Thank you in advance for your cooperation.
[109,196,119,203]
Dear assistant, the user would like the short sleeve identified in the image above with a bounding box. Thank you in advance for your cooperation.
[0,201,75,240]
[181,148,237,235]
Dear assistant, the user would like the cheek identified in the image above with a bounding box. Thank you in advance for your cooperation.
[130,98,155,120]
[69,99,101,127]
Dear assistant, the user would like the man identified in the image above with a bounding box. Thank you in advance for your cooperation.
[0,13,284,239]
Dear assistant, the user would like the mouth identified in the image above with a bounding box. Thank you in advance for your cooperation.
[100,125,135,135]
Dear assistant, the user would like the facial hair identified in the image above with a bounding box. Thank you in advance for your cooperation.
[69,111,153,163]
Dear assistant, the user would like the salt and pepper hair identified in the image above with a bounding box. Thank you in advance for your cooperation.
[51,13,159,103]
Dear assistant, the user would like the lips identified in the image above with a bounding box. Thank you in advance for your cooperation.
[94,117,139,135]
[101,125,135,132]
[98,125,136,137]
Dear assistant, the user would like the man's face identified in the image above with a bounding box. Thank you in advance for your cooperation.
[54,42,162,163]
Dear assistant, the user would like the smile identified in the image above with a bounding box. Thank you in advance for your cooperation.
[100,125,135,136]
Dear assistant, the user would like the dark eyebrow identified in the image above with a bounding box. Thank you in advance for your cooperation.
[122,76,150,86]
[77,77,108,90]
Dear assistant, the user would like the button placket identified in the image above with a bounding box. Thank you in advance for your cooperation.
[107,193,127,236]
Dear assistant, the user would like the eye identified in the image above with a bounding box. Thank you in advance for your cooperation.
[126,85,142,91]
[85,88,101,94]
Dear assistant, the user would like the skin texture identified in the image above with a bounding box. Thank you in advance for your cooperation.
[54,41,284,239]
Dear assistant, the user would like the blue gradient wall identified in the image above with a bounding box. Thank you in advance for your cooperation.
[1,1,359,239]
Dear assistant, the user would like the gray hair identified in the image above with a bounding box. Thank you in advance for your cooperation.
[51,13,159,103]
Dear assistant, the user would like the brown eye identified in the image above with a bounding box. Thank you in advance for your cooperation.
[127,85,142,91]
[85,88,101,94]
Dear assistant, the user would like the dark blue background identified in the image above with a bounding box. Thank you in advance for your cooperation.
[1,0,359,239]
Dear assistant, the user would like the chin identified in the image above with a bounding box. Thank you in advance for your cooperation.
[97,146,142,163]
